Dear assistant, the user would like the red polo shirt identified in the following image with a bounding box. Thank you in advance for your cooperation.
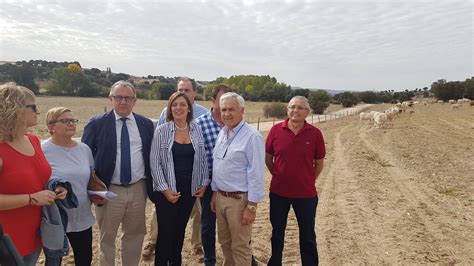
[265,119,325,198]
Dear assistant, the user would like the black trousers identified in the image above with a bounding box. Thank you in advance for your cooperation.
[66,227,93,266]
[268,193,319,266]
[154,191,196,266]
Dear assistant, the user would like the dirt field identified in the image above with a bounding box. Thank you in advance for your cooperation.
[37,100,473,265]
[314,103,474,265]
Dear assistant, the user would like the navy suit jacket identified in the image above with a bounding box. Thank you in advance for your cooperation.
[81,110,155,201]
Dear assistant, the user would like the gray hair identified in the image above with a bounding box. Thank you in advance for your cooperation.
[288,95,310,110]
[109,80,136,97]
[220,92,245,108]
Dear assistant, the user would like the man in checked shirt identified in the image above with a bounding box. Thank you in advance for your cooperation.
[195,84,232,265]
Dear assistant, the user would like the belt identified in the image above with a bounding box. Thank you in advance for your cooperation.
[112,179,144,188]
[218,190,246,199]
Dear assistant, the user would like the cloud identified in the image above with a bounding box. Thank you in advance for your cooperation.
[0,0,472,90]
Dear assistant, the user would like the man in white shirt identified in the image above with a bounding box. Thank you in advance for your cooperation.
[82,81,154,266]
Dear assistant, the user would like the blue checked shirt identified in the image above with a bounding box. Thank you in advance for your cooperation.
[195,110,222,177]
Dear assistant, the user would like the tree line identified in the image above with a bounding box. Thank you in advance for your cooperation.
[0,60,472,114]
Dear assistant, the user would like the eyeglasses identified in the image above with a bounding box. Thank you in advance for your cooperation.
[112,96,135,102]
[25,104,38,113]
[288,105,308,111]
[52,119,79,125]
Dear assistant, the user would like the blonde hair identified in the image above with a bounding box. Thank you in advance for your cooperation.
[0,82,36,142]
[45,107,72,135]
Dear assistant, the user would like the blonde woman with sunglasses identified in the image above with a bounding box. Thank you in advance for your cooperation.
[42,107,102,266]
[0,82,66,266]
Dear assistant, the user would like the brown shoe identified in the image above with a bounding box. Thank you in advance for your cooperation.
[194,246,204,256]
[142,242,156,261]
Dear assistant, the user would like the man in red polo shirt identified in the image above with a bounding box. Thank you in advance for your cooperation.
[265,95,326,266]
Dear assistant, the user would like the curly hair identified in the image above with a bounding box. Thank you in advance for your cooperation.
[0,82,36,142]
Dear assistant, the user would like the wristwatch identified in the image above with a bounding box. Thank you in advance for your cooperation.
[247,205,257,213]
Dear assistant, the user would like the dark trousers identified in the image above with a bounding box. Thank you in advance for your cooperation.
[200,185,216,265]
[154,191,196,266]
[45,227,92,266]
[268,192,319,266]
[67,227,93,266]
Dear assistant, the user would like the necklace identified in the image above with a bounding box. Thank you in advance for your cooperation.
[175,123,188,131]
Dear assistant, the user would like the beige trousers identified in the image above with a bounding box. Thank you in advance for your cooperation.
[190,199,202,249]
[96,180,147,266]
[216,193,252,266]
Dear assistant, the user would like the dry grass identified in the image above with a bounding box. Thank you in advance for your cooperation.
[31,96,343,139]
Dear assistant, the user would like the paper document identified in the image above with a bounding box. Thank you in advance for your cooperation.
[87,190,118,199]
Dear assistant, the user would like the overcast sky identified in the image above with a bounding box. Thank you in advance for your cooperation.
[1,0,472,91]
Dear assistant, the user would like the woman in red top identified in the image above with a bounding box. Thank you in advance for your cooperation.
[0,82,66,266]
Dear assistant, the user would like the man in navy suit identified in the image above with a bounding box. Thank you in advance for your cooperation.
[82,80,154,266]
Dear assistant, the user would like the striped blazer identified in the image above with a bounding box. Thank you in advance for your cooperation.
[150,120,210,196]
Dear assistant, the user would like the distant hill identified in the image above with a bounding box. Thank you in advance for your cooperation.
[291,86,351,96]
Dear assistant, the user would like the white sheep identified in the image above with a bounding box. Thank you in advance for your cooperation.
[451,104,462,109]
[373,112,387,128]
[385,110,395,122]
[359,112,372,121]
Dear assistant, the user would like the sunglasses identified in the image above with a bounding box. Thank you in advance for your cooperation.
[52,118,79,125]
[25,104,38,113]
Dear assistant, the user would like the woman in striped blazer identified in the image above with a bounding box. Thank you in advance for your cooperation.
[150,92,209,265]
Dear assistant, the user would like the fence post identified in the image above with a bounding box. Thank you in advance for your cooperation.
[311,115,314,124]
[272,118,275,126]
[257,117,260,131]
[318,115,320,123]
[104,107,107,113]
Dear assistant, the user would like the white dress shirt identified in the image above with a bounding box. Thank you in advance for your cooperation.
[111,111,145,185]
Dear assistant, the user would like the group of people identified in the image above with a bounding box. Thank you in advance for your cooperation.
[0,77,325,266]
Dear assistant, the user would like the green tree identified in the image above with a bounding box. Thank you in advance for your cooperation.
[11,63,39,93]
[259,81,276,101]
[334,92,359,107]
[272,82,291,102]
[47,66,101,96]
[358,91,378,103]
[308,90,330,114]
[158,83,176,100]
[463,77,474,99]
[431,79,464,101]
[287,88,310,101]
[263,102,287,118]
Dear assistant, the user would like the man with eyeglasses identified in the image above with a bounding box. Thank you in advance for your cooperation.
[210,92,265,265]
[265,96,326,266]
[142,77,209,262]
[82,80,154,266]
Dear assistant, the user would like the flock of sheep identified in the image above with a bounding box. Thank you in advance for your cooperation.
[443,98,473,109]
[358,98,473,129]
